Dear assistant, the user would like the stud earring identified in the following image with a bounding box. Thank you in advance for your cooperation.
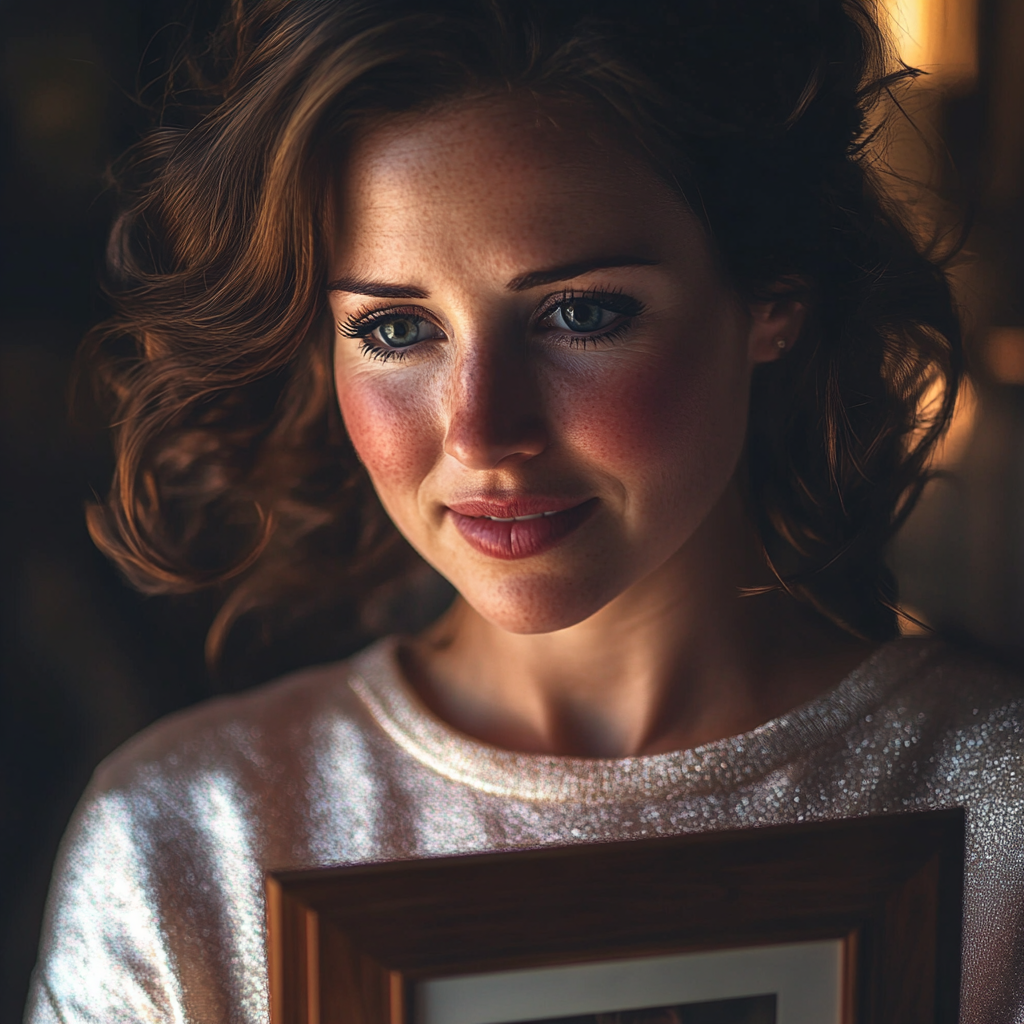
[775,337,788,350]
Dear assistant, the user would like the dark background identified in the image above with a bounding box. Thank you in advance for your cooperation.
[0,1,236,1016]
[1,0,1023,1019]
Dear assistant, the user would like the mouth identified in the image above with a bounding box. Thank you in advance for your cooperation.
[446,498,598,560]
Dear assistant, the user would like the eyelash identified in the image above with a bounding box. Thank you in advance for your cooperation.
[337,305,438,363]
[538,288,644,349]
[337,288,645,363]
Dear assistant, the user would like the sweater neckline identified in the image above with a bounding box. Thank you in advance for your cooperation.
[347,636,934,803]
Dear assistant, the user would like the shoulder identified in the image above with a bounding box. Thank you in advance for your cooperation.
[878,637,1024,782]
[90,637,398,798]
[891,637,1024,720]
[27,640,406,1023]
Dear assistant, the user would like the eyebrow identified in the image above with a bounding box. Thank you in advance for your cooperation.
[326,276,428,298]
[505,256,661,292]
[326,255,660,299]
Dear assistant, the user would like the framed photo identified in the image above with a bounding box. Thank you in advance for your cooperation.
[266,809,964,1024]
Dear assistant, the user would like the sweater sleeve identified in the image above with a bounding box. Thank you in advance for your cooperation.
[23,784,189,1024]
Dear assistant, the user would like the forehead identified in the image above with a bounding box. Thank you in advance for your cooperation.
[332,97,704,280]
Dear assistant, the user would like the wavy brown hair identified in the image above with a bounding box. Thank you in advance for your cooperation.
[83,0,963,666]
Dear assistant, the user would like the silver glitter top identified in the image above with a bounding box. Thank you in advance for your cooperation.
[24,637,1024,1023]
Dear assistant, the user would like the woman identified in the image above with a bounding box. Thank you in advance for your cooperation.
[25,0,1024,1021]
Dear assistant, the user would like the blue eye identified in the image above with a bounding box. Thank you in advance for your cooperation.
[338,309,446,361]
[539,292,644,344]
[371,315,435,348]
[550,300,618,333]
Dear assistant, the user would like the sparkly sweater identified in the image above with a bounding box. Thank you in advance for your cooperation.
[24,638,1024,1023]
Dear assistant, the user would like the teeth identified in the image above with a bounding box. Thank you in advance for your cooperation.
[484,510,559,522]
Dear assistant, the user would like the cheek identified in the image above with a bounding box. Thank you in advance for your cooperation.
[335,372,438,497]
[557,340,750,485]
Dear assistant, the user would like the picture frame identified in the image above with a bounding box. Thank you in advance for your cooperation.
[266,809,964,1024]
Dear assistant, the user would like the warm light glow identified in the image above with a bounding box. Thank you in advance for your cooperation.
[897,372,979,637]
[898,605,933,635]
[884,0,928,67]
[880,0,978,81]
[985,327,1024,385]
[917,373,977,468]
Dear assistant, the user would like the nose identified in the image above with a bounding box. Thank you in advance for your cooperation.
[442,339,548,470]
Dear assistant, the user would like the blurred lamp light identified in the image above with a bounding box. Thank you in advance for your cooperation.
[985,327,1024,385]
[880,0,978,82]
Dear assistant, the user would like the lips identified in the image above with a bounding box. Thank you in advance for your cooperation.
[447,497,598,560]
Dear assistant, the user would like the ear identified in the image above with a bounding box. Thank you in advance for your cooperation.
[747,294,807,364]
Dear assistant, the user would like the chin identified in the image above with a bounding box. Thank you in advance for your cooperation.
[460,575,616,635]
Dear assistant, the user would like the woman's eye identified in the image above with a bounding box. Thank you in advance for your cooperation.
[535,293,644,348]
[546,300,623,334]
[370,315,438,348]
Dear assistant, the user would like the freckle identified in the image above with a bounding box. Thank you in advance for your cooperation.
[338,380,438,482]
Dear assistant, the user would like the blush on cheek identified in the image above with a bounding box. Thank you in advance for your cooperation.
[335,379,437,488]
[558,349,745,473]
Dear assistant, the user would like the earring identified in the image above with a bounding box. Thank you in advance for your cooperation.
[775,337,788,350]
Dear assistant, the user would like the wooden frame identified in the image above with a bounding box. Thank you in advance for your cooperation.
[267,809,964,1024]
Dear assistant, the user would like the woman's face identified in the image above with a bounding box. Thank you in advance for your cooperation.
[330,97,793,634]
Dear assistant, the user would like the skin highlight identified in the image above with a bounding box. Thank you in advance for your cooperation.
[329,96,872,758]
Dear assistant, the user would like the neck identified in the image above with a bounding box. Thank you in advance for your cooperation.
[402,486,874,757]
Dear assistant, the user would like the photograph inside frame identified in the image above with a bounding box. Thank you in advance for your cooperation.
[509,993,776,1024]
[413,939,842,1024]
